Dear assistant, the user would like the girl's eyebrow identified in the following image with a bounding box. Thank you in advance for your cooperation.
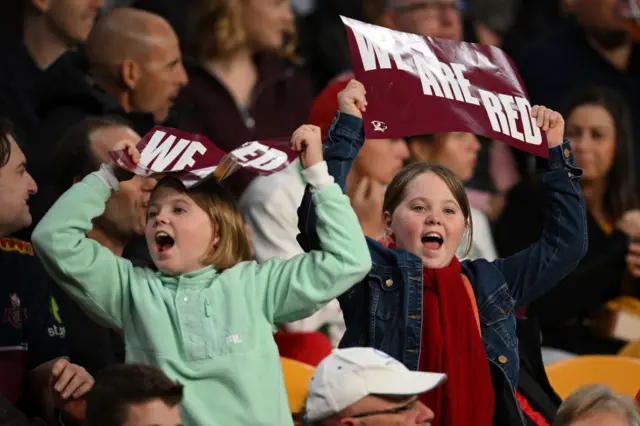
[409,196,458,205]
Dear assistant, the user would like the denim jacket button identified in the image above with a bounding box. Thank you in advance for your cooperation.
[498,355,508,364]
[385,279,393,287]
[563,148,570,158]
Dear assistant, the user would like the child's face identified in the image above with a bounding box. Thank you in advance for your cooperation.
[385,172,466,269]
[145,186,217,275]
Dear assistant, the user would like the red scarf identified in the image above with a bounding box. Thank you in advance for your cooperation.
[419,256,494,426]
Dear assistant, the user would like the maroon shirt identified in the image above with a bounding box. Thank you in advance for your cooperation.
[176,54,314,196]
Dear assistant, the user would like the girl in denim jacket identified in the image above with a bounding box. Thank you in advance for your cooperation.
[297,80,588,426]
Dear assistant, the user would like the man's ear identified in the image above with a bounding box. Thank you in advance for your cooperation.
[31,0,51,14]
[339,418,358,426]
[120,59,141,90]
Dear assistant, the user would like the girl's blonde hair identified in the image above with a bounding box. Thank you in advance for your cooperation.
[553,385,640,426]
[382,162,474,257]
[153,177,252,271]
[189,0,298,62]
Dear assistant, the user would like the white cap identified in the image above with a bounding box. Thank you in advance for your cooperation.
[304,348,447,422]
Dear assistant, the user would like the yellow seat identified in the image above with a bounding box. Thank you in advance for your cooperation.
[546,355,640,399]
[281,357,315,424]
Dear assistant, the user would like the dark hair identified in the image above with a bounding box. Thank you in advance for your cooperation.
[559,87,638,222]
[53,116,132,191]
[152,176,252,270]
[85,363,184,426]
[0,118,16,169]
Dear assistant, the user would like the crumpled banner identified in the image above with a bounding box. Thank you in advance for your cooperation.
[109,126,297,187]
[342,16,549,158]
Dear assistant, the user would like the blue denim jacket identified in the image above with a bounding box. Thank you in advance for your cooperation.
[298,112,588,393]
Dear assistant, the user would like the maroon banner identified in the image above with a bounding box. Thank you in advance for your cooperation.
[109,126,298,187]
[341,16,548,158]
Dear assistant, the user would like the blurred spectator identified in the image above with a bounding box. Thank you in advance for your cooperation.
[86,364,183,426]
[515,0,640,177]
[47,117,156,376]
[178,0,314,196]
[495,87,640,355]
[0,0,103,141]
[0,119,93,425]
[379,0,464,41]
[463,0,518,47]
[29,7,188,186]
[295,0,366,92]
[406,132,498,261]
[552,384,640,426]
[501,0,566,56]
[302,347,442,425]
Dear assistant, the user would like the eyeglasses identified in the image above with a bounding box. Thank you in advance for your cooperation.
[392,0,465,16]
[350,399,417,419]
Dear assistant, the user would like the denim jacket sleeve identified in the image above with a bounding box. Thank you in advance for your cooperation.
[492,141,588,308]
[297,112,365,252]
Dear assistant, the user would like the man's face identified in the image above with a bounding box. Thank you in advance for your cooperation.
[384,0,463,41]
[44,0,105,46]
[573,0,631,34]
[129,23,189,123]
[90,126,156,239]
[0,137,38,237]
[124,399,183,426]
[340,395,435,425]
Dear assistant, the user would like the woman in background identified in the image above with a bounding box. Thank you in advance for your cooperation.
[495,87,640,356]
[178,0,314,195]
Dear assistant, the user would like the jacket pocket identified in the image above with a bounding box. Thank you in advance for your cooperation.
[479,283,516,325]
[368,270,400,321]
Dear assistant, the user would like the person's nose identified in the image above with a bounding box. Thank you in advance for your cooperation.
[282,3,295,28]
[154,209,170,225]
[470,135,481,152]
[396,139,411,160]
[176,61,189,87]
[414,402,435,424]
[27,172,38,195]
[424,209,442,225]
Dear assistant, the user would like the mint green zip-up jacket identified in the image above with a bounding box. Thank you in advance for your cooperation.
[32,163,371,426]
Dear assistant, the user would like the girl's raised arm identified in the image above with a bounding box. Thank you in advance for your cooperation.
[32,163,142,330]
[489,107,588,308]
[248,125,371,324]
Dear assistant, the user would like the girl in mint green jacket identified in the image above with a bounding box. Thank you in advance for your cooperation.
[31,124,371,426]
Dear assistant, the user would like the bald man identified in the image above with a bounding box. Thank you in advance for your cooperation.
[28,8,188,187]
[22,8,188,240]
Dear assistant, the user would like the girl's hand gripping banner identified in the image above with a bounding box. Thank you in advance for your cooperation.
[109,126,297,188]
[342,16,549,158]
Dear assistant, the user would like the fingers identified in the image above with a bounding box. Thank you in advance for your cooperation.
[127,145,141,164]
[291,125,320,152]
[52,358,69,377]
[53,363,75,394]
[60,372,87,399]
[531,106,562,131]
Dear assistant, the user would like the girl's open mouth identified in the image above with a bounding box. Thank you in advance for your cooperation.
[155,232,175,253]
[421,232,444,251]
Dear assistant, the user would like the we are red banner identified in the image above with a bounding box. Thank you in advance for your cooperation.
[109,126,297,187]
[342,16,548,158]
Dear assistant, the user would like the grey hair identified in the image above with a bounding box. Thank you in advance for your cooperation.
[552,385,640,426]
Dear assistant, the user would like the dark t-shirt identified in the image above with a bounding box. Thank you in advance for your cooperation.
[0,238,67,404]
